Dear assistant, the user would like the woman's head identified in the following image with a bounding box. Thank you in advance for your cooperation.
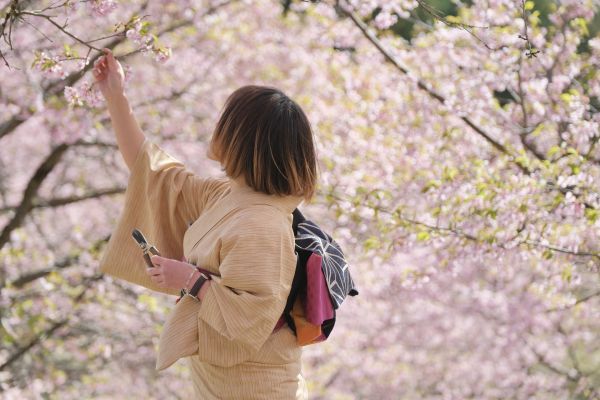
[208,85,318,201]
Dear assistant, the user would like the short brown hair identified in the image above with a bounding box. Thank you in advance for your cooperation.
[209,85,318,201]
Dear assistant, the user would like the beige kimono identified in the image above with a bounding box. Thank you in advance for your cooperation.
[98,138,309,399]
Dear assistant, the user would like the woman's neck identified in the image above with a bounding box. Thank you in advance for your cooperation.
[230,175,249,190]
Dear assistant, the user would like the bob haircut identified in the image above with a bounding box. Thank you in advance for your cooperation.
[209,85,318,201]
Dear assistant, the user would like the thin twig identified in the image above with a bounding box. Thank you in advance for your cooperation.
[546,290,600,313]
[517,0,540,58]
[19,10,103,51]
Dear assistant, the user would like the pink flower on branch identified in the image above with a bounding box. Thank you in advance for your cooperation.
[64,81,104,108]
[89,0,118,16]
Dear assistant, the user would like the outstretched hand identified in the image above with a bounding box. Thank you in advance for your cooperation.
[92,48,125,101]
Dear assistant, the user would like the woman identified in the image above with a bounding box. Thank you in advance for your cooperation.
[94,48,316,399]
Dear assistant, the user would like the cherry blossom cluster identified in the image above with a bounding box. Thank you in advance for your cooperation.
[89,0,118,16]
[125,18,173,64]
[31,51,68,79]
[64,81,104,108]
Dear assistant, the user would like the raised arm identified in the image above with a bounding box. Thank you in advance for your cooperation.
[93,48,145,171]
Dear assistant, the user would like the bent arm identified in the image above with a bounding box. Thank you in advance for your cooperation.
[106,93,146,171]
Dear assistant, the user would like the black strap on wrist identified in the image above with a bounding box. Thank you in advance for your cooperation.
[189,269,211,297]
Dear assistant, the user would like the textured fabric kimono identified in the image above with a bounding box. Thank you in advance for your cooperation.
[98,138,309,399]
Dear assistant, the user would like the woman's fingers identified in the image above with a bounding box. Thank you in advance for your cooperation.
[99,58,108,72]
[100,48,119,72]
[93,55,109,74]
[94,56,106,68]
[92,56,108,79]
[94,60,105,72]
[150,255,164,267]
[146,267,160,276]
[93,68,103,80]
[103,48,118,69]
[146,268,164,285]
[147,267,165,286]
[93,65,106,80]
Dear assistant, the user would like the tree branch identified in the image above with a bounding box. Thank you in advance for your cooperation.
[0,0,234,141]
[336,1,597,211]
[0,273,103,372]
[0,187,125,213]
[546,290,600,313]
[337,2,524,166]
[8,234,111,288]
[0,143,69,252]
[327,191,600,260]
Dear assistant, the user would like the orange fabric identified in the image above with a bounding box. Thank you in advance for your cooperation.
[290,297,323,346]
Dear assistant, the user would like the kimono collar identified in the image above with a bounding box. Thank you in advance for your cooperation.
[228,176,304,214]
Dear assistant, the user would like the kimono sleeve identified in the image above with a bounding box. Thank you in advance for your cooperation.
[197,207,296,367]
[98,138,228,295]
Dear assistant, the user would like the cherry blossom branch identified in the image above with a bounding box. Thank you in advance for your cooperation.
[0,143,69,252]
[517,0,540,58]
[0,318,69,372]
[0,0,18,68]
[529,346,578,382]
[0,273,103,372]
[4,252,174,380]
[416,0,510,52]
[0,115,25,140]
[0,186,125,214]
[521,239,599,258]
[546,290,600,313]
[95,69,218,126]
[337,2,597,211]
[336,2,521,163]
[535,21,599,165]
[113,0,234,60]
[0,2,151,139]
[1,1,113,69]
[516,54,547,160]
[8,234,110,288]
[327,192,600,260]
[0,0,233,141]
[416,0,485,28]
[0,139,117,253]
[557,323,592,379]
[18,10,104,51]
